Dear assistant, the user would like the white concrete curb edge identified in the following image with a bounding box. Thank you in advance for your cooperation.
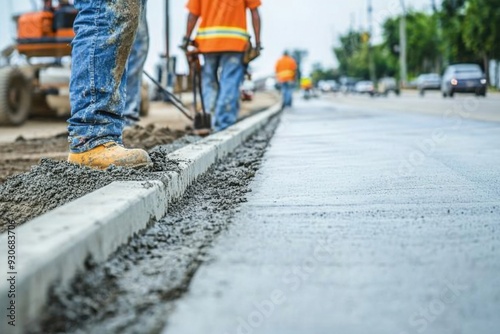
[0,104,281,333]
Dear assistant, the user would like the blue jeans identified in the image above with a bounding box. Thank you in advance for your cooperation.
[68,0,147,153]
[123,8,149,126]
[202,53,245,132]
[281,81,294,107]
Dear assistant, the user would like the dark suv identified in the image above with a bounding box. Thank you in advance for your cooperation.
[441,64,487,98]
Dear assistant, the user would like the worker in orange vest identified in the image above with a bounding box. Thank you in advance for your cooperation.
[182,0,262,131]
[275,51,297,109]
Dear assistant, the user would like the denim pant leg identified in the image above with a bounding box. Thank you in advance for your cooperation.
[214,53,244,131]
[68,0,146,153]
[201,54,220,120]
[123,7,149,126]
[282,82,294,107]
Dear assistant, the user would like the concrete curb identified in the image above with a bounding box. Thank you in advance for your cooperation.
[0,104,281,334]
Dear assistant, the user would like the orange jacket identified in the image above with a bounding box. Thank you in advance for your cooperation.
[275,55,297,83]
[186,0,261,53]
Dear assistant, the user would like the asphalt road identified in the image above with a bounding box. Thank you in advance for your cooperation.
[163,95,500,334]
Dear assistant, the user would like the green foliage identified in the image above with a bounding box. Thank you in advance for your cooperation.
[333,31,363,77]
[382,12,442,77]
[439,0,478,63]
[330,0,498,84]
[462,0,500,60]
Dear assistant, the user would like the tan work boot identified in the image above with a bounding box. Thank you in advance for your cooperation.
[68,142,152,170]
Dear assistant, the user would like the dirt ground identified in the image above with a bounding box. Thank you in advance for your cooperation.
[0,92,278,184]
[0,92,278,232]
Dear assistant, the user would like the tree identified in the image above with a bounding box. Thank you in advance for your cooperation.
[382,12,443,78]
[333,30,364,77]
[334,29,398,80]
[462,0,500,83]
[439,0,478,64]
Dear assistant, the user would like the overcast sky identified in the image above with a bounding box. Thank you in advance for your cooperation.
[1,0,435,77]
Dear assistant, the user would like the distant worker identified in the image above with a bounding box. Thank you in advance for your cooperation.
[300,77,313,100]
[275,51,297,109]
[300,77,313,90]
[123,9,149,126]
[67,1,151,169]
[182,0,262,132]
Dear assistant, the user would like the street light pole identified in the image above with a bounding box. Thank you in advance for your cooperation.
[399,0,408,86]
[165,0,170,61]
[368,0,376,83]
[165,0,173,90]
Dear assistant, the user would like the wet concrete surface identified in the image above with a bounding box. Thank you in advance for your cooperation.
[28,117,280,333]
[164,98,500,334]
[0,134,198,233]
[0,124,191,185]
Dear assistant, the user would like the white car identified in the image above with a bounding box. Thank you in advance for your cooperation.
[354,81,375,96]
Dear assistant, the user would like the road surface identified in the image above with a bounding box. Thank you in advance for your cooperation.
[164,94,500,334]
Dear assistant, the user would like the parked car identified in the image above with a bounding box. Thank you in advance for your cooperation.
[318,80,339,93]
[339,76,360,94]
[378,77,400,96]
[441,64,487,98]
[417,73,441,96]
[355,81,375,96]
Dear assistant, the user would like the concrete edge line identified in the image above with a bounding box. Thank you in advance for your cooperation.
[0,104,281,333]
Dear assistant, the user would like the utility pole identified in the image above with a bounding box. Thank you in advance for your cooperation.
[431,0,437,12]
[291,49,308,85]
[165,0,173,90]
[399,0,408,87]
[7,0,14,36]
[165,0,170,61]
[431,0,443,72]
[368,0,376,83]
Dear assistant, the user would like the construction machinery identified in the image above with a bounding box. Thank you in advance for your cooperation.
[0,0,76,125]
[0,0,149,126]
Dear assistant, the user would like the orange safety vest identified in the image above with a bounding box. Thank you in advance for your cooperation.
[275,55,297,83]
[186,0,261,53]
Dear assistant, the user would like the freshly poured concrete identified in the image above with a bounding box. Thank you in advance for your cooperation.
[165,98,500,334]
[0,105,281,334]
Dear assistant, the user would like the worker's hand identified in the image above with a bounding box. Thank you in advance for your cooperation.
[243,44,262,64]
[180,37,191,52]
[249,44,263,62]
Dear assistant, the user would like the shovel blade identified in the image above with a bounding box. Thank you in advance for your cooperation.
[193,113,212,136]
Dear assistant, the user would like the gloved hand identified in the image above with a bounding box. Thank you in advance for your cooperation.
[180,37,191,52]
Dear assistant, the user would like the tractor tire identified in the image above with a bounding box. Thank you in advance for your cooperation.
[0,67,32,126]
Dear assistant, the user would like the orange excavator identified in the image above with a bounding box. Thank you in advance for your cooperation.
[0,0,77,125]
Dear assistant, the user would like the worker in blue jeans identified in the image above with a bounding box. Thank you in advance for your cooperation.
[67,0,151,169]
[275,51,297,109]
[183,0,262,132]
[123,8,149,126]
